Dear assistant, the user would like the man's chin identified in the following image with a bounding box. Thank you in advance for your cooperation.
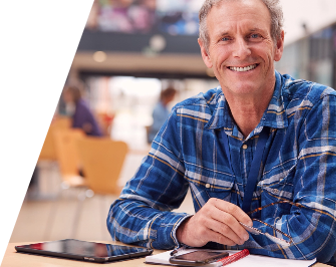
[221,82,261,96]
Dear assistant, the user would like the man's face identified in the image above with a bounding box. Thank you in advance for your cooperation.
[62,90,73,103]
[199,0,284,99]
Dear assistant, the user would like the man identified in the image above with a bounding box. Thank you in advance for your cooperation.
[107,0,336,264]
[62,85,103,137]
[148,87,177,143]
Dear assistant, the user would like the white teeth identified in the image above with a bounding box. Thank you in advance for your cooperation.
[229,64,257,72]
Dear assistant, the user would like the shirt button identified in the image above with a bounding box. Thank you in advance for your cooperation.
[242,144,248,150]
[205,183,211,189]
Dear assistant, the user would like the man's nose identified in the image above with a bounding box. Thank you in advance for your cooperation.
[232,38,251,59]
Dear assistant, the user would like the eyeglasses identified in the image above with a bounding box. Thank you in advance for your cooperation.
[240,220,292,247]
[239,200,315,247]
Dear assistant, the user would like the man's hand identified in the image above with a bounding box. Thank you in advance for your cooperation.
[176,198,252,247]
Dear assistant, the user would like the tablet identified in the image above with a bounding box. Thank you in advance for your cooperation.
[15,239,153,263]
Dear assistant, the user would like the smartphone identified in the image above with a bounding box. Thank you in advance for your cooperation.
[169,250,229,266]
[15,239,153,263]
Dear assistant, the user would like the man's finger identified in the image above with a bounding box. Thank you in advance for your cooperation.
[210,198,252,226]
[207,217,245,245]
[207,229,237,246]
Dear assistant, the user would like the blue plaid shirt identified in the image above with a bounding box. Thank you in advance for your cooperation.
[107,71,336,264]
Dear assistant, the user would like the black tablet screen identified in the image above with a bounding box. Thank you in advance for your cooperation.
[16,239,149,258]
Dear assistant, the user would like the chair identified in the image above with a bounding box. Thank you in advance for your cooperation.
[44,128,88,240]
[75,137,128,238]
[52,116,71,129]
[76,137,128,195]
[53,129,86,188]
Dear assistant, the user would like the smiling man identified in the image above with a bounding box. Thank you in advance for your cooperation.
[107,0,336,264]
[198,0,283,138]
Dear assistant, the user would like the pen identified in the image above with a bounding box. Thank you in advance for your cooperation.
[216,249,249,266]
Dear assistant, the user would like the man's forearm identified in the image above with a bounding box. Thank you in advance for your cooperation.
[107,197,190,249]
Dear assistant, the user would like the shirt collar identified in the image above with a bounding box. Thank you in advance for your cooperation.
[205,70,288,135]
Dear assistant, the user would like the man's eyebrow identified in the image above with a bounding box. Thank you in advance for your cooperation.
[216,30,230,37]
[217,28,266,35]
[220,31,230,35]
[249,27,266,32]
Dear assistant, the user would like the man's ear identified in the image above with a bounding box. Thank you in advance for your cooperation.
[274,30,284,62]
[198,38,213,68]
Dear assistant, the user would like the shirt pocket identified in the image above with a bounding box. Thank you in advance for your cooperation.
[258,159,297,201]
[185,166,235,212]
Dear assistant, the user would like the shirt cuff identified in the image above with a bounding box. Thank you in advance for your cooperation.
[151,212,192,249]
[171,214,193,248]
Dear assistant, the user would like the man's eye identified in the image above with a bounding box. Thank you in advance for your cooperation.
[221,37,230,41]
[250,34,261,39]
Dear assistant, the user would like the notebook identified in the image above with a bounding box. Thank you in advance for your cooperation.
[145,249,317,267]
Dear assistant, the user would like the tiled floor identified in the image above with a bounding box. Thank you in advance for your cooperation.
[10,151,194,243]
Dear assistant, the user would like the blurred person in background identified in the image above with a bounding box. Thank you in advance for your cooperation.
[62,84,103,137]
[88,0,156,33]
[126,0,157,33]
[147,87,177,143]
[107,0,336,264]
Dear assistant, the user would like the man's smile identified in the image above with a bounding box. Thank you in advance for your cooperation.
[228,64,258,72]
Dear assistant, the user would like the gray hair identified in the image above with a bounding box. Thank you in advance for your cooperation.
[199,0,284,51]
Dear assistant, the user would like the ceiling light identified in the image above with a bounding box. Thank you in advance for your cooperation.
[149,35,166,52]
[93,51,107,62]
